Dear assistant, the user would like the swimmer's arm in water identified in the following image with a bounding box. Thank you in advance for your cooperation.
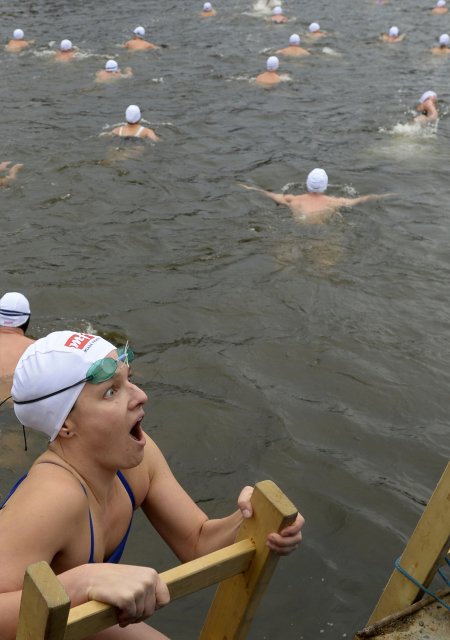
[0,162,23,186]
[143,129,160,142]
[337,193,394,208]
[239,183,288,206]
[121,67,133,78]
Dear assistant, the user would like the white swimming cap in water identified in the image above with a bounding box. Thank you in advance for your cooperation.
[439,33,450,46]
[309,22,320,33]
[105,59,119,72]
[134,26,145,36]
[13,331,116,442]
[437,0,446,7]
[126,104,141,123]
[13,29,24,40]
[388,26,399,37]
[273,6,283,14]
[306,168,328,193]
[203,2,212,10]
[60,39,72,51]
[0,292,30,328]
[419,90,437,104]
[266,55,279,71]
[289,34,300,45]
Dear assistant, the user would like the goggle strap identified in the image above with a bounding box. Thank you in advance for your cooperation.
[13,378,87,405]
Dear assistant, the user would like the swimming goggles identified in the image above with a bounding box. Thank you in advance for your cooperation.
[13,344,135,406]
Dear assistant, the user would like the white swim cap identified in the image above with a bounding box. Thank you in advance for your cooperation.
[134,26,145,36]
[419,90,437,104]
[439,33,450,46]
[273,6,283,14]
[289,34,300,45]
[203,2,212,10]
[0,292,30,328]
[266,55,279,71]
[388,26,399,37]
[125,104,141,123]
[309,22,320,33]
[437,0,446,7]
[13,331,116,441]
[306,168,328,193]
[13,29,24,40]
[105,59,119,72]
[60,39,72,51]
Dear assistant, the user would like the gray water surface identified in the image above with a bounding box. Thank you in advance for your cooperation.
[1,0,450,638]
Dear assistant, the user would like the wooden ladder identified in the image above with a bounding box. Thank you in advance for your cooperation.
[367,461,450,625]
[15,480,298,640]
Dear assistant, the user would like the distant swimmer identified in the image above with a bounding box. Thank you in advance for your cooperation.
[240,168,392,223]
[414,91,438,124]
[381,26,405,43]
[0,292,34,384]
[5,29,33,52]
[308,22,327,38]
[255,55,281,87]
[54,39,74,61]
[432,0,448,14]
[111,104,159,141]
[270,6,289,23]
[431,33,450,54]
[96,59,133,83]
[124,26,158,51]
[276,33,310,56]
[201,2,216,16]
[0,161,23,186]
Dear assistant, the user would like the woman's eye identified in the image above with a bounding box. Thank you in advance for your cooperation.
[104,388,115,398]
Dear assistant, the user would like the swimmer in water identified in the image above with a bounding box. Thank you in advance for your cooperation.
[255,55,281,87]
[431,33,450,54]
[0,161,23,186]
[0,292,34,386]
[111,105,159,141]
[54,39,75,61]
[201,2,216,16]
[308,23,327,38]
[381,26,405,43]
[414,91,438,124]
[5,29,33,52]
[276,34,310,57]
[96,59,133,83]
[124,26,158,51]
[240,168,392,223]
[270,6,289,23]
[432,0,448,14]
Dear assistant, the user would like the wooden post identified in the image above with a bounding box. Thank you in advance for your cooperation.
[15,561,70,640]
[367,462,450,625]
[200,479,298,640]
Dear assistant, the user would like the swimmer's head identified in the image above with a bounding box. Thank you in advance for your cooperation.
[266,55,279,71]
[134,26,145,37]
[0,292,30,329]
[105,59,119,72]
[439,33,450,46]
[437,0,446,7]
[60,39,72,51]
[13,29,24,40]
[309,22,320,33]
[419,90,437,104]
[388,26,399,37]
[125,104,141,123]
[12,331,117,442]
[306,168,328,193]
[289,34,300,45]
[203,2,213,11]
[272,6,283,15]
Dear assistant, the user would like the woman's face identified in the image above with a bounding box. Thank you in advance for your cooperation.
[64,349,148,470]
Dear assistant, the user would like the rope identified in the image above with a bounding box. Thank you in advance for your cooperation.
[394,557,450,611]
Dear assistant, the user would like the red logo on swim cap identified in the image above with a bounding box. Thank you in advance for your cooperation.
[64,333,96,350]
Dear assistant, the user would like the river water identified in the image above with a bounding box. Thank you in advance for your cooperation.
[1,0,450,637]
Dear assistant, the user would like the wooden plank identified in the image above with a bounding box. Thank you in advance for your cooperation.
[16,561,70,640]
[200,480,298,640]
[368,462,450,624]
[64,539,255,640]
